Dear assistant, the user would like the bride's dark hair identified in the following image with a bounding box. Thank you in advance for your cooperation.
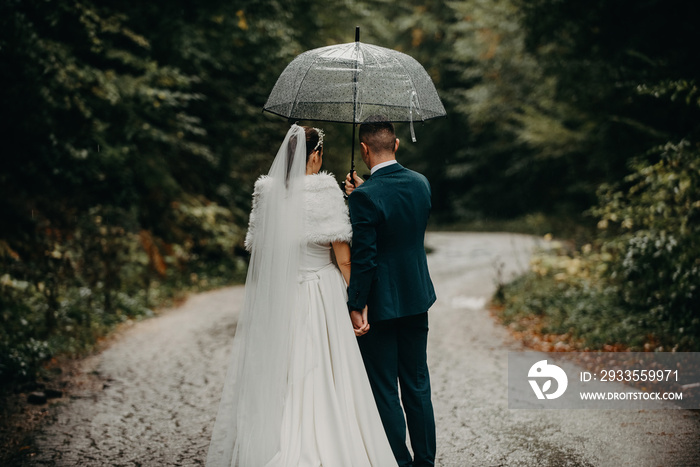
[286,133,298,186]
[286,126,321,186]
[302,126,321,161]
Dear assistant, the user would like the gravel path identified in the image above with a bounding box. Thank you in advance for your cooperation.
[29,232,700,466]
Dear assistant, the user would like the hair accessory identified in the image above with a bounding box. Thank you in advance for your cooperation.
[313,128,324,151]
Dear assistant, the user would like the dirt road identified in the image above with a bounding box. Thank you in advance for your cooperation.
[28,232,700,466]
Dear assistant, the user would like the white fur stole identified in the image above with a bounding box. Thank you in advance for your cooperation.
[244,172,352,251]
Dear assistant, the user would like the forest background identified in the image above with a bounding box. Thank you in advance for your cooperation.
[1,0,699,386]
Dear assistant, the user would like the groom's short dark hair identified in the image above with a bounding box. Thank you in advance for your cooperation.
[359,116,396,154]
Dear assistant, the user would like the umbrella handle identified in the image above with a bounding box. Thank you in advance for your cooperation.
[350,123,356,186]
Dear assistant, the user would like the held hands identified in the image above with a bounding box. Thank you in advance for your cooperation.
[344,171,364,197]
[350,306,370,337]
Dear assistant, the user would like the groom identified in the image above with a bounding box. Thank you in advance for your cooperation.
[344,118,436,467]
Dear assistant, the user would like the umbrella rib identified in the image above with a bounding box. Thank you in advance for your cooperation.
[289,52,324,119]
[378,46,422,117]
[289,44,354,120]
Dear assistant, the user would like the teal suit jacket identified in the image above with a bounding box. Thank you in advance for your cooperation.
[347,163,436,322]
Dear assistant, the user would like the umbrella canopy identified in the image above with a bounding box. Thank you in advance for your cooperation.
[264,28,446,171]
[264,33,445,126]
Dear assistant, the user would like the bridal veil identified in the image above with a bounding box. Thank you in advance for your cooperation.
[206,124,307,466]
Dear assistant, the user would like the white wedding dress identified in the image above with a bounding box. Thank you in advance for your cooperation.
[271,241,397,466]
[206,166,397,466]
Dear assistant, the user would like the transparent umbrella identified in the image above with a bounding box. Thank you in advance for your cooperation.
[264,28,446,173]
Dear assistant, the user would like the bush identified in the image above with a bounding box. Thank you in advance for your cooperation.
[0,2,251,387]
[591,139,700,348]
[0,202,246,386]
[497,140,700,352]
[495,242,645,350]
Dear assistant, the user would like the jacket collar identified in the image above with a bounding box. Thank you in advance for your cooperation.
[369,162,404,178]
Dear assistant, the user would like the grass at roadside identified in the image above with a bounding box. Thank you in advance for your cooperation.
[492,238,698,352]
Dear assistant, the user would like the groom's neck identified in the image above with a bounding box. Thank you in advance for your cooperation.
[368,154,396,170]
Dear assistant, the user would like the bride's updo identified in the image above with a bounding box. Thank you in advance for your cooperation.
[302,126,323,161]
[285,126,324,185]
[286,126,323,162]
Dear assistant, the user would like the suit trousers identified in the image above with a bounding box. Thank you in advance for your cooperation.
[357,312,436,467]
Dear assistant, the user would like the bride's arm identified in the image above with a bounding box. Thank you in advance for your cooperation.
[332,241,369,336]
[331,241,351,286]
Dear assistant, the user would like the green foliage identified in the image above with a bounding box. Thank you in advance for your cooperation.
[0,279,52,380]
[0,1,258,384]
[494,0,700,350]
[0,0,399,386]
[590,140,700,347]
[515,0,700,173]
[370,0,605,225]
[495,250,643,350]
[3,0,698,381]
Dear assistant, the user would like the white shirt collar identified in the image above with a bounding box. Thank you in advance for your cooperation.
[370,159,398,175]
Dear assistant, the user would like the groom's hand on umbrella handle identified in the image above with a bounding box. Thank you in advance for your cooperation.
[344,171,364,196]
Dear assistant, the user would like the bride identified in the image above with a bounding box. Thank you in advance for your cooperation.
[206,124,397,467]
